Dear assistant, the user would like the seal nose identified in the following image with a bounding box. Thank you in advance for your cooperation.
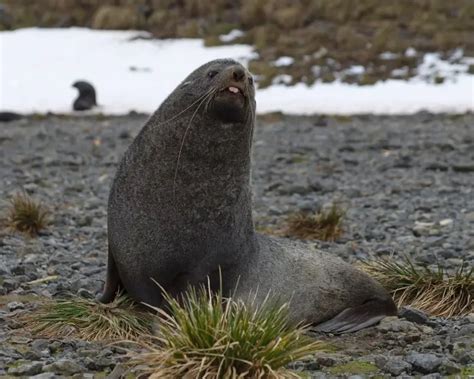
[232,66,246,82]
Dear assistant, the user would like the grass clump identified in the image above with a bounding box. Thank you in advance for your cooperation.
[132,285,324,378]
[361,258,473,317]
[23,294,152,341]
[6,192,49,236]
[285,204,345,241]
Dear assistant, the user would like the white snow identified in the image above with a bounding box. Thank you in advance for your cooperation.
[1,28,473,115]
[345,65,365,75]
[273,56,294,67]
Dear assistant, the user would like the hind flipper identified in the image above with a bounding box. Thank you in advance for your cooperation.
[97,250,121,303]
[314,297,397,334]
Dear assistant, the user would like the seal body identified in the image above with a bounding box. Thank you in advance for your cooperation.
[100,58,396,333]
[234,235,397,332]
[100,59,257,306]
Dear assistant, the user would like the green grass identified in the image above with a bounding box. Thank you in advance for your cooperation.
[327,361,379,375]
[6,192,49,236]
[285,204,345,241]
[132,283,324,378]
[22,294,153,341]
[361,258,473,317]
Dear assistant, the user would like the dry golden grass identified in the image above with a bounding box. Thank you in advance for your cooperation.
[131,284,324,379]
[22,294,153,342]
[285,204,345,241]
[361,258,473,317]
[7,192,50,236]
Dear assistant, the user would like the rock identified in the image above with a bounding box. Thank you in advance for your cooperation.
[439,359,461,375]
[106,364,127,379]
[376,317,419,333]
[6,301,24,311]
[383,357,412,375]
[455,323,474,337]
[452,163,474,173]
[43,359,84,375]
[30,373,60,379]
[313,353,348,367]
[413,221,441,237]
[406,352,442,374]
[7,361,43,376]
[399,307,429,324]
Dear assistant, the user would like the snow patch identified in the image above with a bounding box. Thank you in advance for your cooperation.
[1,28,473,115]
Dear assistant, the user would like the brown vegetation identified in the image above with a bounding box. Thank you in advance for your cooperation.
[285,204,345,241]
[361,258,473,317]
[6,192,49,236]
[2,1,473,87]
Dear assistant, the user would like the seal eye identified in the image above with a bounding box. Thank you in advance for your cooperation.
[248,76,254,86]
[208,70,218,79]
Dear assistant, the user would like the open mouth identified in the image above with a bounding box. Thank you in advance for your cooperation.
[221,84,245,97]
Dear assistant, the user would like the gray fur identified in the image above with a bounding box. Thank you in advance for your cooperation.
[100,58,396,331]
[234,234,396,327]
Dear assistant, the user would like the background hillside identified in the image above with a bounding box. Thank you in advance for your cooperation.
[2,0,473,87]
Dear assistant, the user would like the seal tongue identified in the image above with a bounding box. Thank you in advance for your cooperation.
[228,86,240,94]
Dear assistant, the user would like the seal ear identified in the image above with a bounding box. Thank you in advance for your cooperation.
[313,297,397,334]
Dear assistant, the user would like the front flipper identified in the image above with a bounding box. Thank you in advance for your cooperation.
[97,249,121,303]
[314,297,397,334]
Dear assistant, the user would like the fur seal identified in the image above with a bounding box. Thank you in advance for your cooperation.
[0,111,23,122]
[72,81,97,111]
[99,59,397,333]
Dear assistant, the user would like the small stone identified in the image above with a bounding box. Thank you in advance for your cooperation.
[8,361,43,376]
[406,352,442,374]
[439,218,453,226]
[399,307,429,324]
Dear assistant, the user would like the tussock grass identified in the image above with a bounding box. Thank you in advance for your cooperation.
[132,285,324,378]
[361,258,473,317]
[23,294,152,341]
[285,204,345,241]
[7,192,49,236]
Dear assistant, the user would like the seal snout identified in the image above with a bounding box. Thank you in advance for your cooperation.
[232,66,246,82]
[219,65,249,95]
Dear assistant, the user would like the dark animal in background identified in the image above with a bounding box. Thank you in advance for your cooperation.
[0,112,23,122]
[72,81,97,111]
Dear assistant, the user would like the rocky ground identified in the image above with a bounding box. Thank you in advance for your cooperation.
[0,113,473,378]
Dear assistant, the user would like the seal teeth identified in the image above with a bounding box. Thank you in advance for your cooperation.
[228,86,240,94]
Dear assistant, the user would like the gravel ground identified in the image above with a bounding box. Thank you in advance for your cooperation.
[0,113,473,378]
